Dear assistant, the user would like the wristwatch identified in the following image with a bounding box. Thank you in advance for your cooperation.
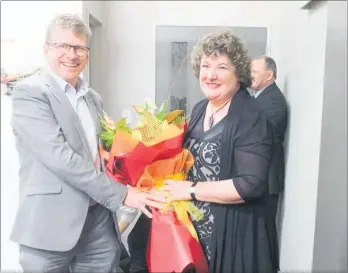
[189,181,198,200]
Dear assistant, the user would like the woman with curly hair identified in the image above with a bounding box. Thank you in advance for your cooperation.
[163,30,279,272]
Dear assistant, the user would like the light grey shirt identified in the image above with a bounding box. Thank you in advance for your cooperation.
[49,71,99,206]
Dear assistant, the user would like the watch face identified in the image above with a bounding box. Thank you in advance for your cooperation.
[189,186,196,201]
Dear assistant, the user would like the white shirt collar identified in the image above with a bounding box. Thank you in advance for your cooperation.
[254,80,275,98]
[48,69,89,97]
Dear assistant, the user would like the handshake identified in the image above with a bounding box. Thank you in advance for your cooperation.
[122,186,167,218]
[116,186,167,234]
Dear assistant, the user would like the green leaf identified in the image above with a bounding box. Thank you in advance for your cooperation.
[158,101,167,113]
[100,123,114,133]
[98,131,115,142]
[171,114,188,125]
[120,126,132,134]
[144,99,157,112]
[99,117,115,133]
[105,139,113,149]
[116,117,126,128]
[155,100,168,121]
[155,112,166,121]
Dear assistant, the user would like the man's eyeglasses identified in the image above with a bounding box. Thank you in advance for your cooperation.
[47,43,89,57]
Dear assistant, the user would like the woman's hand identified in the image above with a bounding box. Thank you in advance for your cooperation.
[164,179,245,204]
[163,179,193,201]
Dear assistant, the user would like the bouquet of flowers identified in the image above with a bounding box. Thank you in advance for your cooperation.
[99,100,209,273]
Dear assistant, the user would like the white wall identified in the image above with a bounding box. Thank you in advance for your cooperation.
[1,2,84,271]
[0,1,106,82]
[102,1,283,120]
[276,2,327,271]
[81,1,107,98]
[82,1,105,23]
[277,1,347,272]
[1,1,83,73]
[101,1,347,271]
[312,1,347,271]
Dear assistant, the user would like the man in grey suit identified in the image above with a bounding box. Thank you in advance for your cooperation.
[10,14,165,272]
[251,56,288,219]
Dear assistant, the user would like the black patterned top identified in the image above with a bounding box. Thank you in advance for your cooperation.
[184,91,279,273]
[183,113,224,261]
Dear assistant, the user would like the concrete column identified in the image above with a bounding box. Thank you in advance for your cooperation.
[312,1,347,272]
[277,1,347,271]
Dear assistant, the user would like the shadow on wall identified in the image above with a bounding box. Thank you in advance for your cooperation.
[276,75,290,254]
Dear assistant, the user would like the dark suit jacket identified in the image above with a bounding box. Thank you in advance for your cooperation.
[255,82,288,195]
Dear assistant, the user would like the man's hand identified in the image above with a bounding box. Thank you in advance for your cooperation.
[123,187,167,218]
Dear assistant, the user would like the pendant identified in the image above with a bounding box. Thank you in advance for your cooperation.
[208,115,214,129]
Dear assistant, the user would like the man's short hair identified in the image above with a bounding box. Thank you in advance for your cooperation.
[45,14,92,44]
[255,55,277,79]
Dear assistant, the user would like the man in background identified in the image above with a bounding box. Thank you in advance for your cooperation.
[251,56,288,219]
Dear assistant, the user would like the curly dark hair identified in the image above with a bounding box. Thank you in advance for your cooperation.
[191,29,252,87]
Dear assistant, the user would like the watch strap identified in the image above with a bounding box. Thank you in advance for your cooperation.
[190,181,199,200]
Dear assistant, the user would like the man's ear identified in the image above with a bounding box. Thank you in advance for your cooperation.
[267,70,274,81]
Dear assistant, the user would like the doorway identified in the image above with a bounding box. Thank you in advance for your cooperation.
[87,14,102,92]
[155,26,268,115]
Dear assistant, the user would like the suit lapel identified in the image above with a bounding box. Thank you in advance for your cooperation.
[40,71,91,157]
[84,92,106,171]
[42,71,76,119]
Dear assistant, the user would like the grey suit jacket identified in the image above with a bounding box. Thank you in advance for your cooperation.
[10,70,127,252]
[255,82,288,195]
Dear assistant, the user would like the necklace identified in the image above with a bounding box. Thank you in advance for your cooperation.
[208,98,232,129]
